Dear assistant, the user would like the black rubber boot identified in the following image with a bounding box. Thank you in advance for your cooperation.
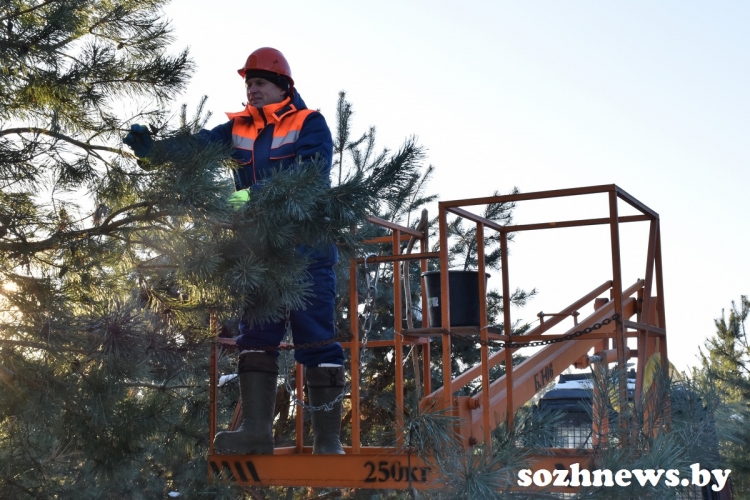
[306,365,346,455]
[214,352,278,455]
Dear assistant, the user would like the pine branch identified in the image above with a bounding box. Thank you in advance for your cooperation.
[100,201,154,227]
[0,338,86,354]
[0,0,65,23]
[0,207,169,252]
[0,127,133,157]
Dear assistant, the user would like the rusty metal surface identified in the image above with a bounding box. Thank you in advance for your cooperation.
[501,231,515,429]
[438,206,452,403]
[504,214,650,233]
[526,281,615,336]
[623,320,666,336]
[655,221,669,367]
[364,234,413,244]
[608,190,628,432]
[366,215,424,237]
[447,206,507,232]
[476,223,492,446]
[295,363,304,452]
[392,229,405,448]
[438,184,618,209]
[349,258,361,453]
[354,252,440,264]
[636,219,659,401]
[615,185,660,219]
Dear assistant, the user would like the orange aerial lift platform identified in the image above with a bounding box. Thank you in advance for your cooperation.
[207,184,670,492]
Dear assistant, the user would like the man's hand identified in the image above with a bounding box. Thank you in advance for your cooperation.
[123,124,153,158]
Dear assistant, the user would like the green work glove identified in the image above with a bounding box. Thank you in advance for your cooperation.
[228,189,251,211]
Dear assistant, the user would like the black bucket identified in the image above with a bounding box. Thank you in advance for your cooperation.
[421,270,490,327]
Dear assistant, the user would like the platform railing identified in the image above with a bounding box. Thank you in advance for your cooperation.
[207,184,669,490]
[431,184,666,446]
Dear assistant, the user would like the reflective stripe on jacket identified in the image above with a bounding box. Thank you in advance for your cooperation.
[223,90,332,190]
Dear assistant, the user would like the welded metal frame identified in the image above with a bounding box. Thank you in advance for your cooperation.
[207,184,669,491]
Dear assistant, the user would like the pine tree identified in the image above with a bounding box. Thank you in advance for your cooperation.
[0,1,203,497]
[0,4,543,493]
[698,296,750,402]
[695,296,750,496]
[0,4,423,498]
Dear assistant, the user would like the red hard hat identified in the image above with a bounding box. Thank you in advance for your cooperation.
[237,47,294,86]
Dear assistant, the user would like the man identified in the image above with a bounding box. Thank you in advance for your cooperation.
[124,47,345,455]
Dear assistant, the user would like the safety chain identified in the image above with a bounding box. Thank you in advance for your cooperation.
[449,313,621,349]
[361,253,379,338]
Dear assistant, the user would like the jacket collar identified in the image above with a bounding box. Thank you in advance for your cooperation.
[226,94,298,124]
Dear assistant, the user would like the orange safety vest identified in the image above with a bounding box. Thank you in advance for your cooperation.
[226,96,317,186]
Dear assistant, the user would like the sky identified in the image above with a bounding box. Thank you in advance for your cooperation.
[161,0,749,372]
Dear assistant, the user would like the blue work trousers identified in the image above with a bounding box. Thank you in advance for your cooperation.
[236,264,344,366]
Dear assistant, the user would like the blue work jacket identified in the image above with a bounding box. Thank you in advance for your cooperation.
[197,89,337,268]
